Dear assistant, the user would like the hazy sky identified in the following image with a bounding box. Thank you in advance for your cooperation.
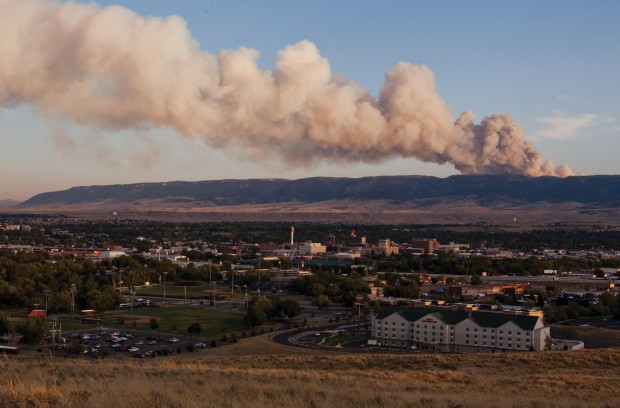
[1,0,619,200]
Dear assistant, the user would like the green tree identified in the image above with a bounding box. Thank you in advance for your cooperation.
[246,296,275,326]
[470,274,483,285]
[277,298,301,318]
[187,322,202,334]
[18,316,47,345]
[149,318,159,330]
[312,295,331,310]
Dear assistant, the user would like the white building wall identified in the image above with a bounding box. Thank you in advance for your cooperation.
[532,325,550,351]
[496,322,531,351]
[411,315,449,351]
[374,313,411,347]
[454,319,483,351]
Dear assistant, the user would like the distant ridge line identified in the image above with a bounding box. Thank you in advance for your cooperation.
[19,174,620,207]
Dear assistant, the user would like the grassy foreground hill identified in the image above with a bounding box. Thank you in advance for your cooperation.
[2,346,620,408]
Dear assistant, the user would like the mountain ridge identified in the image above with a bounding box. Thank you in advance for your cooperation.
[19,174,620,207]
[13,175,620,223]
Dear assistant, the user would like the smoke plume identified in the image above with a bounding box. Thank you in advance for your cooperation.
[0,0,573,177]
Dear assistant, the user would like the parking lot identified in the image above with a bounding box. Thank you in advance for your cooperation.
[48,329,211,358]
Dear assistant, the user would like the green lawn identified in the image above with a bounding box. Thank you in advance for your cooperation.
[322,331,354,347]
[96,307,278,337]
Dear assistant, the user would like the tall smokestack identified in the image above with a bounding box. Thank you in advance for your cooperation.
[0,0,574,177]
[290,226,295,246]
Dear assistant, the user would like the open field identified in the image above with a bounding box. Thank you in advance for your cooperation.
[2,347,620,407]
[96,307,278,337]
[10,198,620,224]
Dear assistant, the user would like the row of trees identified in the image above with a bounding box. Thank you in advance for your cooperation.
[5,219,620,250]
[246,296,301,326]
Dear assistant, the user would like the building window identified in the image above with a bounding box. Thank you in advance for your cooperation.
[466,334,469,338]
[474,328,478,332]
[499,330,503,334]
[466,340,469,344]
[466,328,469,331]
[483,329,487,333]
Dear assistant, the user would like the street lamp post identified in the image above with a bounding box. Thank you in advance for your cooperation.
[163,272,168,300]
[230,265,235,295]
[209,262,216,307]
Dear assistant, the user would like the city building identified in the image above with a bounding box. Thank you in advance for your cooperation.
[371,307,550,352]
[298,242,327,255]
[411,238,439,254]
[370,239,399,256]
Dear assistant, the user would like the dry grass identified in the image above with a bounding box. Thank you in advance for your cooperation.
[2,347,620,408]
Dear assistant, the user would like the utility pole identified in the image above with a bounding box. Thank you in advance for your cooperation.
[44,289,51,316]
[70,284,76,334]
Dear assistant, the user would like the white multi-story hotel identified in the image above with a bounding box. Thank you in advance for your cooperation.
[372,308,550,352]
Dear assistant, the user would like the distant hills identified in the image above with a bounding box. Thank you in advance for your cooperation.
[14,175,620,223]
[0,199,21,208]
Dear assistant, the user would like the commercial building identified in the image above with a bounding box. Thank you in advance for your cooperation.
[298,242,327,255]
[372,307,550,352]
[411,238,439,254]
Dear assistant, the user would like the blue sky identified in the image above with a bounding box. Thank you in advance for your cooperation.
[1,0,619,200]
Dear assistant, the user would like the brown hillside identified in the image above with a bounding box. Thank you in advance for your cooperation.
[2,346,619,408]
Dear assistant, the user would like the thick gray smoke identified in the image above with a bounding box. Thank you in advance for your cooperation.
[0,0,573,177]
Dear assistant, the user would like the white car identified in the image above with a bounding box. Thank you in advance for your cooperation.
[128,347,139,353]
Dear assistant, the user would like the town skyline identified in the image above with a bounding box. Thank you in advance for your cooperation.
[1,0,619,200]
